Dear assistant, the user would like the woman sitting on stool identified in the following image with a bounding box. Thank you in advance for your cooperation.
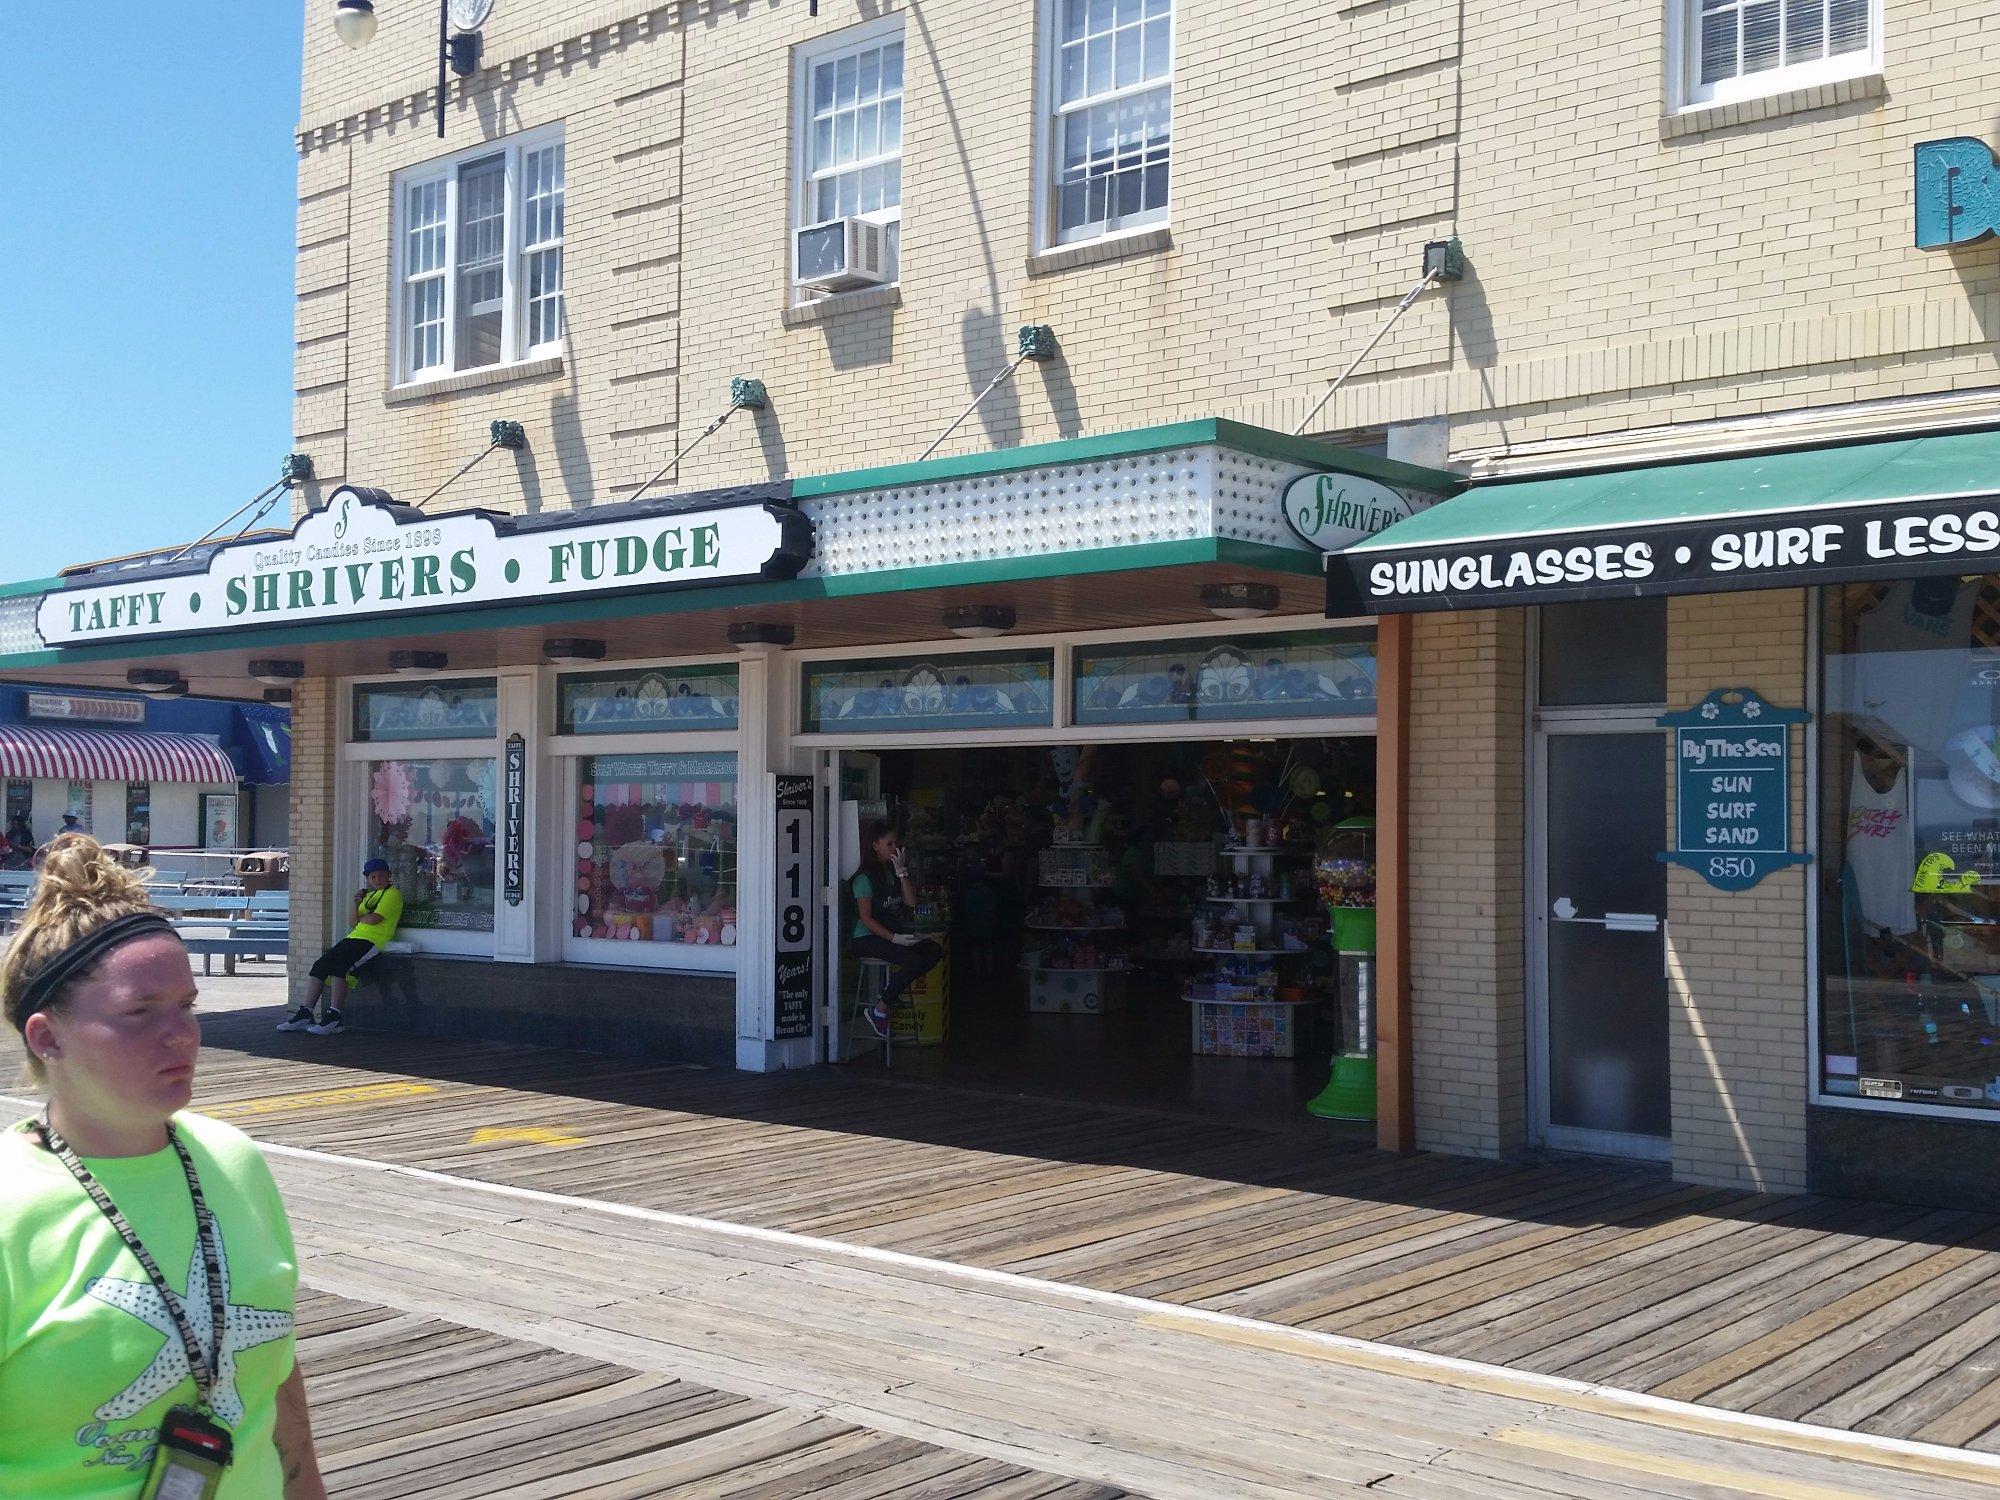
[850,822,942,1037]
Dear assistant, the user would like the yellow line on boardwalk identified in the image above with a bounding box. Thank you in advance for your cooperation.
[468,1125,585,1148]
[1491,1427,1879,1500]
[204,1081,440,1119]
[1139,1313,2000,1492]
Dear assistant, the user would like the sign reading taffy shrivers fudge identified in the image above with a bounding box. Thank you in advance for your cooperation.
[37,484,813,646]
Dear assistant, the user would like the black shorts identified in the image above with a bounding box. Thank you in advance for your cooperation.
[309,937,381,981]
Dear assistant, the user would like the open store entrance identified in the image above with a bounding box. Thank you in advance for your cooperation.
[827,736,1377,1124]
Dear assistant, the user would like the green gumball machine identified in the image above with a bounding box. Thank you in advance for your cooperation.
[1309,815,1377,1120]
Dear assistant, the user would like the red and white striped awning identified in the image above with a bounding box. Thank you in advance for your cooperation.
[0,727,237,785]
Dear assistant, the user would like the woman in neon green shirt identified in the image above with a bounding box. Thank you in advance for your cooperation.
[0,834,328,1497]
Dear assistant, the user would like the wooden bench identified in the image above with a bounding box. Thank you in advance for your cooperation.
[176,919,290,977]
[0,872,35,932]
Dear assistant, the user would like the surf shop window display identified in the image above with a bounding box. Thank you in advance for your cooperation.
[1821,577,2000,1114]
[367,757,498,931]
[570,752,738,969]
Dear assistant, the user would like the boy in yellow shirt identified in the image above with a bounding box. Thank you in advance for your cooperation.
[277,858,403,1036]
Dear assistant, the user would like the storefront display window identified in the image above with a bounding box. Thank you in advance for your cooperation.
[556,665,739,733]
[803,651,1054,733]
[1821,578,2000,1114]
[353,679,498,741]
[1074,630,1376,725]
[8,781,32,834]
[573,753,738,952]
[125,782,151,845]
[367,756,498,931]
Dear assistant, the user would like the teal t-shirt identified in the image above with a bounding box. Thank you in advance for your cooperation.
[851,871,877,940]
[0,1111,298,1497]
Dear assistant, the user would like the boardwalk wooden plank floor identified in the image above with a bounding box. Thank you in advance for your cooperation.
[18,1001,2000,1453]
[297,1288,1130,1498]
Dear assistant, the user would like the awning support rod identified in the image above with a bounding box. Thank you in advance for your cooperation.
[917,325,1057,462]
[623,378,768,508]
[166,480,288,564]
[165,453,316,565]
[416,420,528,510]
[1290,270,1442,437]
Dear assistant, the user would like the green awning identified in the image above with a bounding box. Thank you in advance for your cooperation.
[1327,427,2000,615]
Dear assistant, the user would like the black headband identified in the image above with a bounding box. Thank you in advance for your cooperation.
[13,912,178,1032]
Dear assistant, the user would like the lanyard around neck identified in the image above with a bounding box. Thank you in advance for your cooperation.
[33,1118,226,1416]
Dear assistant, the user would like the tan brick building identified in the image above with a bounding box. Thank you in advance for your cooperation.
[5,0,2000,1204]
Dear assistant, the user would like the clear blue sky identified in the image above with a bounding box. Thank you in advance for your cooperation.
[0,3,304,582]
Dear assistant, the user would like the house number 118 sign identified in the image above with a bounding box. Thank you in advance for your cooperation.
[1658,687,1811,891]
[772,775,816,1040]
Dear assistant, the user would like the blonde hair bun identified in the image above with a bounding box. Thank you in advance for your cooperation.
[3,834,166,1080]
[28,834,156,920]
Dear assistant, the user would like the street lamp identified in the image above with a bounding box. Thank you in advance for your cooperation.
[332,0,378,47]
[332,0,491,139]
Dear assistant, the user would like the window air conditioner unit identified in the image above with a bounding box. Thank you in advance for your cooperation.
[795,217,890,293]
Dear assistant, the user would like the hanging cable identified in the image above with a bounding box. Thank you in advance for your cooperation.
[415,421,527,511]
[166,453,316,564]
[621,379,768,508]
[917,325,1058,462]
[1290,240,1464,437]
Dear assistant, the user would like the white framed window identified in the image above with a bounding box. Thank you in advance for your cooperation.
[392,125,565,386]
[1039,0,1172,248]
[340,676,503,958]
[792,19,905,291]
[1673,0,1877,110]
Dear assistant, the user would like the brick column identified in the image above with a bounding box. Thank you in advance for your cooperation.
[1664,590,1810,1192]
[287,676,337,1009]
[1408,608,1529,1157]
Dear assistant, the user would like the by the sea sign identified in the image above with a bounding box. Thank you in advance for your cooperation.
[1282,471,1427,553]
[37,484,813,647]
[1659,687,1811,891]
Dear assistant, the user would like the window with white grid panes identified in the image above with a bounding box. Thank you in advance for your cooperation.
[1678,0,1875,108]
[403,179,447,374]
[1043,0,1172,247]
[794,20,904,288]
[523,141,565,349]
[393,127,565,384]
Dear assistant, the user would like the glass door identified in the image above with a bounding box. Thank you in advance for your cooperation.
[1535,727,1671,1155]
[824,752,882,1062]
[1531,599,1671,1160]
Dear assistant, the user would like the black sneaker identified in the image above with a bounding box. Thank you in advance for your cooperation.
[275,1007,315,1033]
[306,1010,345,1036]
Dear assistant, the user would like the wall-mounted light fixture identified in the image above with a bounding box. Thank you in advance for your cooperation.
[1200,583,1279,620]
[127,668,187,696]
[727,622,795,648]
[333,0,378,46]
[388,650,448,676]
[944,605,1016,639]
[543,638,606,666]
[249,659,305,688]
